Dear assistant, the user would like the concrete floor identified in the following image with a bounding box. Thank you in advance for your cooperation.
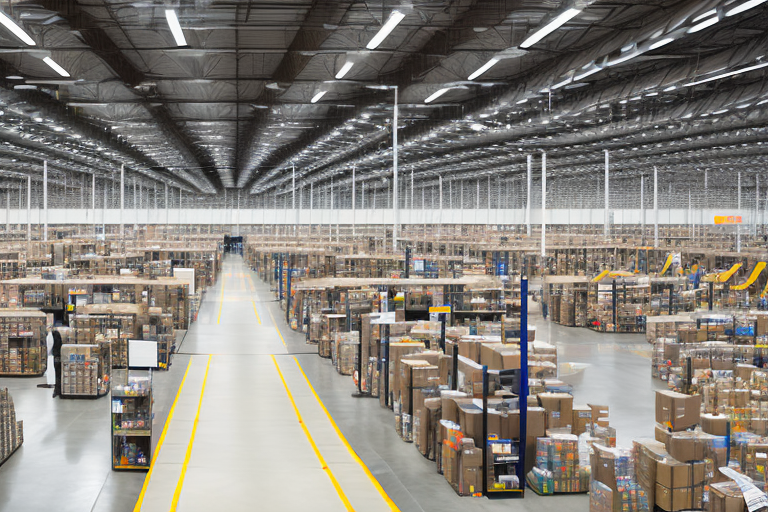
[0,255,665,511]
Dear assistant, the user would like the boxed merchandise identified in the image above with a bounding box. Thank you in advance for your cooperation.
[654,483,703,512]
[655,390,700,431]
[479,343,521,370]
[539,392,573,430]
[590,480,614,512]
[655,459,705,488]
[710,481,745,512]
[701,413,729,436]
[632,439,667,506]
[664,431,709,462]
[573,405,592,436]
[459,443,482,496]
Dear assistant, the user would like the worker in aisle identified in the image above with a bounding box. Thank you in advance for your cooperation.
[52,328,63,398]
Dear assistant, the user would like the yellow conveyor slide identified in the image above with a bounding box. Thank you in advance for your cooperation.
[731,262,766,290]
[659,254,674,276]
[717,263,743,283]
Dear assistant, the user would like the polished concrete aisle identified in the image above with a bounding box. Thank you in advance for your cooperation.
[137,256,396,512]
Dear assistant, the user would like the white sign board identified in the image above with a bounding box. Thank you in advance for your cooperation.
[371,311,397,324]
[173,268,195,295]
[128,340,158,368]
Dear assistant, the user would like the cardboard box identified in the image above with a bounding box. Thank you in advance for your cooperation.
[633,439,667,507]
[460,445,483,496]
[710,481,745,512]
[572,405,591,436]
[539,392,573,430]
[655,390,700,431]
[480,343,521,370]
[458,340,482,363]
[655,483,704,511]
[656,459,705,488]
[665,432,707,462]
[701,413,729,436]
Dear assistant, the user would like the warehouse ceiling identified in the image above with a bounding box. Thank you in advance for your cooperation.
[0,0,767,196]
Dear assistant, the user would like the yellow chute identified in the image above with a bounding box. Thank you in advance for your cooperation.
[731,262,766,290]
[659,254,674,276]
[717,263,743,283]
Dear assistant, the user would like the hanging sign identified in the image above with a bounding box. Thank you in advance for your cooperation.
[714,215,742,224]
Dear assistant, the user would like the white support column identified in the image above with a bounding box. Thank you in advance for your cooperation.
[5,189,9,233]
[476,179,480,210]
[756,174,760,236]
[26,176,31,241]
[351,165,356,236]
[119,164,124,237]
[541,152,546,258]
[410,168,414,210]
[92,175,96,237]
[640,175,645,241]
[236,189,241,236]
[165,183,169,228]
[487,175,491,226]
[133,176,138,232]
[392,86,399,251]
[604,150,610,239]
[103,182,107,235]
[737,171,742,253]
[689,189,693,239]
[449,179,453,210]
[526,155,532,236]
[330,178,334,239]
[654,166,658,248]
[439,175,443,231]
[43,161,48,241]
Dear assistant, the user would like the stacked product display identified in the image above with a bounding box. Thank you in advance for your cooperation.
[61,344,110,398]
[111,369,152,471]
[0,310,47,376]
[0,388,23,465]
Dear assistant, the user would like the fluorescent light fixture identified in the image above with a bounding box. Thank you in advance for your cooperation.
[366,10,406,49]
[726,0,768,16]
[573,66,601,81]
[663,85,677,91]
[310,91,326,103]
[758,99,768,105]
[0,11,35,46]
[648,37,675,50]
[42,57,70,77]
[712,109,729,115]
[693,9,717,22]
[165,9,187,47]
[335,61,354,79]
[516,98,528,104]
[550,77,573,90]
[688,16,720,33]
[424,88,450,103]
[645,91,658,96]
[685,61,768,86]
[520,8,581,48]
[606,50,640,67]
[468,58,499,80]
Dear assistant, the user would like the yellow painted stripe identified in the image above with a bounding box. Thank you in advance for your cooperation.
[169,355,212,512]
[293,357,401,512]
[133,358,193,512]
[268,308,286,346]
[252,300,262,325]
[271,356,354,512]
[217,275,225,324]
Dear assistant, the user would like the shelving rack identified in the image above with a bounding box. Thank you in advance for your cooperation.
[111,369,153,471]
[0,309,47,376]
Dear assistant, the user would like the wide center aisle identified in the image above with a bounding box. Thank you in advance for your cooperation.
[136,256,394,512]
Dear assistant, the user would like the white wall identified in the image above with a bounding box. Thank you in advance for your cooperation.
[2,208,753,226]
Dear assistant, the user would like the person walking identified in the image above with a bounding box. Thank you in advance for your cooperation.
[46,328,55,387]
[52,328,63,398]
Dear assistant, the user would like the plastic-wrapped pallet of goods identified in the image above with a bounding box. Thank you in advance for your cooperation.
[0,388,23,465]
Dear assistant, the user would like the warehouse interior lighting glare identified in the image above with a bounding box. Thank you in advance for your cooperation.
[648,37,675,50]
[687,15,720,33]
[42,57,70,77]
[0,11,35,45]
[165,9,187,47]
[310,91,326,103]
[468,58,499,80]
[685,61,768,86]
[335,61,354,79]
[366,10,406,49]
[726,0,768,16]
[424,88,450,103]
[692,9,718,22]
[520,8,581,48]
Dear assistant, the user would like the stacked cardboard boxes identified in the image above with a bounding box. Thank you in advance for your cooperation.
[0,388,23,464]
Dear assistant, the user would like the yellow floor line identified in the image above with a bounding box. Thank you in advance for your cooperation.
[294,357,401,512]
[268,308,286,346]
[170,355,212,512]
[271,356,354,512]
[217,276,225,324]
[252,299,262,325]
[133,358,193,512]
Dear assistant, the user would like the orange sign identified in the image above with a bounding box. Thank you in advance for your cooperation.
[714,215,742,225]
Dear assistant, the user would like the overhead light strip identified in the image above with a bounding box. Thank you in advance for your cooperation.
[648,37,675,50]
[0,11,35,46]
[366,10,406,50]
[520,8,581,49]
[725,0,768,16]
[692,9,718,22]
[424,88,450,103]
[687,15,720,33]
[310,91,326,103]
[685,61,768,86]
[165,9,187,47]
[42,57,70,77]
[468,58,499,81]
[335,61,354,79]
